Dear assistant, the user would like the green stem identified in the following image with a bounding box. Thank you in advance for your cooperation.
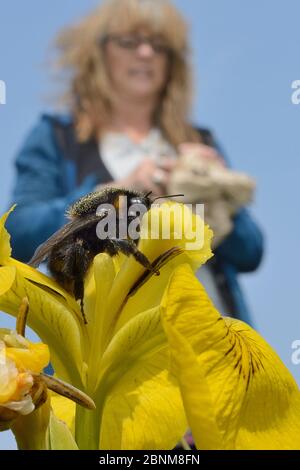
[75,396,105,450]
[75,405,98,450]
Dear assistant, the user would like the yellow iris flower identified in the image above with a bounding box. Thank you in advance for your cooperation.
[1,202,299,450]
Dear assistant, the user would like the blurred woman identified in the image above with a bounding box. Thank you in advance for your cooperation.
[7,0,263,323]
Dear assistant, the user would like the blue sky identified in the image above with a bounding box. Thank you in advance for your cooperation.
[0,0,300,449]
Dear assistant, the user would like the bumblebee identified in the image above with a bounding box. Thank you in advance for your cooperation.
[29,188,182,323]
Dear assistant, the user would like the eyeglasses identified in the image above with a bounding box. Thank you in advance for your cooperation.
[101,34,173,55]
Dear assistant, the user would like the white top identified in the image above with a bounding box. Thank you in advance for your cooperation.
[99,128,177,180]
[99,129,229,316]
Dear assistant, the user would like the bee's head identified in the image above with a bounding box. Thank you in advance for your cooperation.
[111,190,182,228]
[110,191,151,229]
[123,190,185,210]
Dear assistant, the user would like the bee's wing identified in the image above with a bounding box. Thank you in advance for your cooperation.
[29,214,101,267]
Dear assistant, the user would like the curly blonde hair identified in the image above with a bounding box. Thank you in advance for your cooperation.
[54,0,200,146]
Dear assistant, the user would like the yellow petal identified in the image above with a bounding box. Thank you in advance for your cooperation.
[140,202,213,270]
[114,253,204,334]
[8,258,81,316]
[162,264,300,450]
[85,254,116,378]
[95,308,187,450]
[162,317,222,449]
[0,266,16,296]
[0,383,18,404]
[100,351,187,450]
[50,392,75,434]
[98,307,165,384]
[0,207,15,263]
[107,202,213,337]
[6,342,50,374]
[0,370,18,404]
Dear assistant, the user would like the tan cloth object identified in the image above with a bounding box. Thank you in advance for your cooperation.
[168,153,256,247]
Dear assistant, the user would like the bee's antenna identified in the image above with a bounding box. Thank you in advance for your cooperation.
[145,191,153,198]
[152,194,184,202]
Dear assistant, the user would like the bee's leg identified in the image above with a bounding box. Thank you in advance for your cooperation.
[110,239,160,275]
[73,278,88,325]
[128,247,183,297]
[62,240,91,325]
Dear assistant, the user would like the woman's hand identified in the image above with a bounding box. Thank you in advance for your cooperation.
[113,157,176,196]
[178,143,225,166]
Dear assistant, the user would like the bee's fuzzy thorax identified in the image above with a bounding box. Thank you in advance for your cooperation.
[66,188,145,219]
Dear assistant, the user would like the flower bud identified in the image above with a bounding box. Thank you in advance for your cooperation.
[0,330,50,429]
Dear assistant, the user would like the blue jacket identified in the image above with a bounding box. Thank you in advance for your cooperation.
[7,113,264,325]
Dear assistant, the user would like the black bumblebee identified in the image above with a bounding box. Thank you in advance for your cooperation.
[29,188,182,323]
